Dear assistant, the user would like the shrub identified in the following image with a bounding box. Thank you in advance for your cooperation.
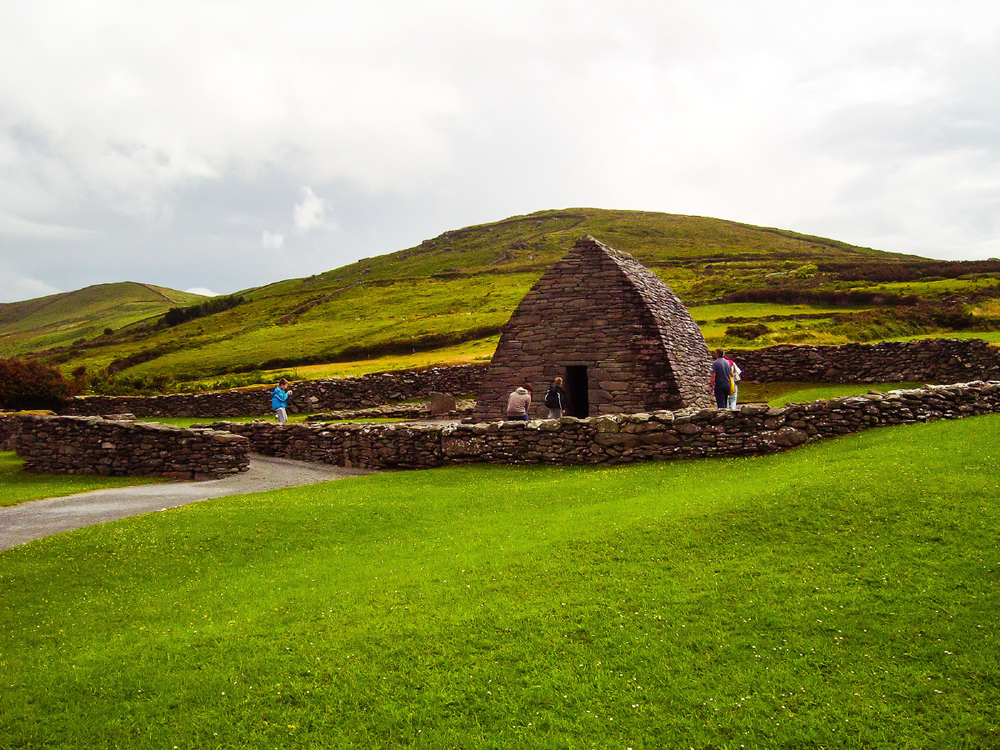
[725,323,770,340]
[0,357,74,411]
[720,288,918,307]
[791,264,818,278]
[86,372,176,397]
[158,295,245,328]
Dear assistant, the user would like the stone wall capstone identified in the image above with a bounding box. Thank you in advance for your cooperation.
[206,380,1000,470]
[13,415,250,479]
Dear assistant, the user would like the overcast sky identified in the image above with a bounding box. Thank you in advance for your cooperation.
[1,0,998,303]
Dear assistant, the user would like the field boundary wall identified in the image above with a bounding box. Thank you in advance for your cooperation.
[60,365,488,418]
[6,380,998,477]
[10,415,250,479]
[54,339,1000,420]
[207,380,1000,470]
[729,337,1000,384]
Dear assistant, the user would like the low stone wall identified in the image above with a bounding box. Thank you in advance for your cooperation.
[60,364,489,419]
[730,338,1000,384]
[54,339,1000,421]
[206,381,1000,470]
[0,414,19,450]
[12,415,250,479]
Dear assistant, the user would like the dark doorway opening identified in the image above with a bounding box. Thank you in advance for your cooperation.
[565,366,589,418]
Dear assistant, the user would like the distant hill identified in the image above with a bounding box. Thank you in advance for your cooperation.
[0,282,206,357]
[4,208,999,391]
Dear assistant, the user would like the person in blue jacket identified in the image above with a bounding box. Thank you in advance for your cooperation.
[271,378,292,424]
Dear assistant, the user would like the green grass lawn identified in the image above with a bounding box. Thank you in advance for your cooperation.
[738,381,926,407]
[2,415,999,748]
[136,416,296,428]
[0,452,166,507]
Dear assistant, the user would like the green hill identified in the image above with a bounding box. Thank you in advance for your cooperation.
[6,208,1000,390]
[0,282,206,357]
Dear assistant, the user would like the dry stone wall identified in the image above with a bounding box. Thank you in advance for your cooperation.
[48,338,1000,421]
[730,338,1000,384]
[12,415,250,479]
[208,380,1000,470]
[0,415,17,451]
[60,365,488,419]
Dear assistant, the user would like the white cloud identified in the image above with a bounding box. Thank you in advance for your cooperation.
[0,211,94,242]
[1,276,62,304]
[184,287,219,297]
[293,187,337,233]
[0,0,998,300]
[262,230,285,249]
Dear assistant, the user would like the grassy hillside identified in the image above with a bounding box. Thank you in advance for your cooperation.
[2,414,999,747]
[7,208,1000,391]
[0,282,205,357]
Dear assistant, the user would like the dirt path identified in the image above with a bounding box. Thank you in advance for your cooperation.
[0,455,376,552]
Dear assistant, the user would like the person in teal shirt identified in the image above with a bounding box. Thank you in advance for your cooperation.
[271,379,292,424]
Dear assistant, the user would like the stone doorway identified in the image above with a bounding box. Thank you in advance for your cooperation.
[565,365,589,418]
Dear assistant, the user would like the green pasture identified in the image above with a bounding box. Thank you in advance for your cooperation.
[288,336,498,382]
[2,415,999,748]
[873,276,1000,298]
[0,452,165,507]
[890,330,1000,345]
[25,208,931,384]
[737,381,925,407]
[0,283,205,358]
[68,276,530,383]
[692,302,859,347]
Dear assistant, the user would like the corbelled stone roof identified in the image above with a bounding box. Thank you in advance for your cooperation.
[474,235,713,419]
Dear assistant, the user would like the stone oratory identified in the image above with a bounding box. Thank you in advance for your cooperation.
[474,235,714,420]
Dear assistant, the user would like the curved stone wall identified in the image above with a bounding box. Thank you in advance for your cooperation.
[208,380,1000,470]
[52,339,1000,421]
[8,381,998,479]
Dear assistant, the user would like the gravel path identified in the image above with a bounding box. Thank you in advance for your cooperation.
[0,454,377,552]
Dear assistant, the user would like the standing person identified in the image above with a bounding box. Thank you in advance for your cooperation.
[725,356,742,410]
[544,377,566,419]
[709,348,732,410]
[505,385,532,421]
[271,378,292,424]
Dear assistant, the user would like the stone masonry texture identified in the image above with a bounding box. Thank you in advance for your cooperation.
[474,235,715,420]
[12,415,250,479]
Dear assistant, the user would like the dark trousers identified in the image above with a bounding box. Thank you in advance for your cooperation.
[714,387,729,409]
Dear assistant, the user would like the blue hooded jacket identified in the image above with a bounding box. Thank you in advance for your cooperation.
[271,386,290,410]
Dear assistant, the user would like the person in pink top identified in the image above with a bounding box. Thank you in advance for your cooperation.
[725,357,742,410]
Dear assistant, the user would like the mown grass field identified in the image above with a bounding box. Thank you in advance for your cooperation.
[2,415,998,748]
